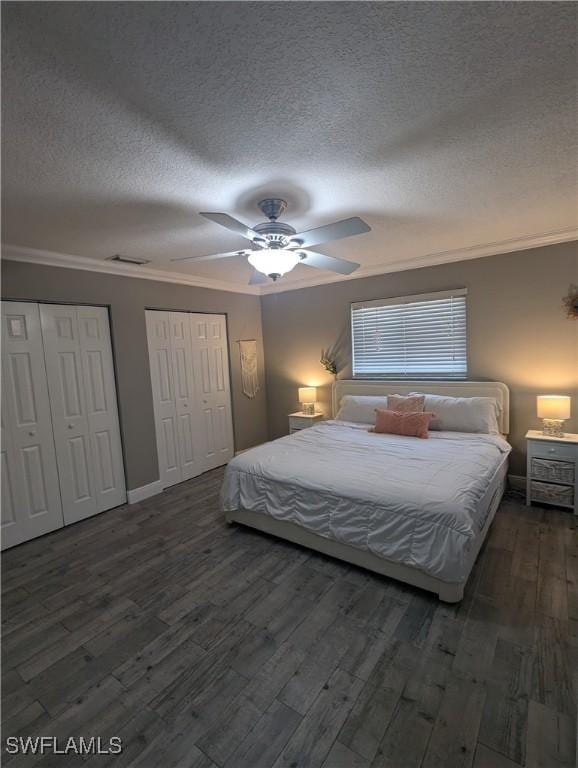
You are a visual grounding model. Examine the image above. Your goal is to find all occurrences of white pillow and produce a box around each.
[410,393,501,433]
[335,395,388,423]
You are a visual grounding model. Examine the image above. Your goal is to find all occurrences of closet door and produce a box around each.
[77,306,126,511]
[146,311,181,488]
[40,305,98,524]
[1,302,64,549]
[169,313,203,482]
[191,314,234,471]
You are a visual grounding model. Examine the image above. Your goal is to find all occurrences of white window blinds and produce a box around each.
[351,289,467,379]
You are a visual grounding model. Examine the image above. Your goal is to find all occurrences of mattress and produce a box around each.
[222,420,511,584]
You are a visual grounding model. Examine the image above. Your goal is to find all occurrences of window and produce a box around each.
[351,289,467,379]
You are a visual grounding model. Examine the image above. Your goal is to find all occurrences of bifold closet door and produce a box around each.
[146,311,180,488]
[40,304,126,524]
[146,310,234,488]
[1,302,64,549]
[146,311,204,488]
[76,306,126,512]
[169,313,203,482]
[191,314,234,471]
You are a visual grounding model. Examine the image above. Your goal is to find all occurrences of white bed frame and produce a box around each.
[227,380,510,602]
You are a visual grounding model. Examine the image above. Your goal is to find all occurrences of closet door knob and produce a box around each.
[68,424,74,430]
[28,431,35,437]
[183,403,188,407]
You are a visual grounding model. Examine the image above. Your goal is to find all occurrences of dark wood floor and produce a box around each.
[2,468,577,768]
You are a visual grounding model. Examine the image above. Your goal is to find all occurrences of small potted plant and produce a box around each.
[320,352,337,377]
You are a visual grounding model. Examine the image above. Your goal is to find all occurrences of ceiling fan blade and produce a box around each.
[298,249,360,275]
[248,270,269,285]
[171,249,251,263]
[291,217,370,248]
[200,212,263,243]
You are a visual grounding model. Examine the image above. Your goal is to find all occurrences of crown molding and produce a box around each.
[258,226,578,295]
[1,244,260,296]
[2,226,576,298]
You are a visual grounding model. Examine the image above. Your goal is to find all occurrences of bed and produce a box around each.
[222,380,511,602]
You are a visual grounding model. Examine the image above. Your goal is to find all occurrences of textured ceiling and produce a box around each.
[2,2,577,289]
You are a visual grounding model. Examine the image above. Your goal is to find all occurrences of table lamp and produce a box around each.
[537,395,571,437]
[299,387,317,416]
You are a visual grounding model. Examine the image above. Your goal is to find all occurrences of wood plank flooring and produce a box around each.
[2,468,577,768]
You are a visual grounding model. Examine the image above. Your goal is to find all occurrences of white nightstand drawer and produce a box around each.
[290,416,314,430]
[288,412,324,433]
[528,440,576,462]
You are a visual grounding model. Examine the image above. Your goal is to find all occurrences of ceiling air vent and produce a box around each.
[108,254,150,265]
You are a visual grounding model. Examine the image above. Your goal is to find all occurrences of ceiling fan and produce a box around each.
[171,198,371,284]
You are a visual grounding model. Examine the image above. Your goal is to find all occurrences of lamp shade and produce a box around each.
[537,395,571,420]
[298,387,317,404]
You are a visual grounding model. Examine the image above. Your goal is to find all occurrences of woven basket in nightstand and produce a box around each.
[530,480,574,507]
[531,458,574,484]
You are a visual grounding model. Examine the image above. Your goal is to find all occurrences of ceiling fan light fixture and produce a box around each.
[248,248,301,279]
[175,200,369,283]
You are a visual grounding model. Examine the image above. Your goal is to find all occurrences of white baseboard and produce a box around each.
[127,480,164,504]
[508,474,526,492]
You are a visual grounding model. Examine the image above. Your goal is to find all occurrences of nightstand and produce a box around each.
[526,430,578,515]
[289,412,324,434]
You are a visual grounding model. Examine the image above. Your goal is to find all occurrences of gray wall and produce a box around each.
[261,241,578,476]
[1,261,268,490]
[3,242,577,485]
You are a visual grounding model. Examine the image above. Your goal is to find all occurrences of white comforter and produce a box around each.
[222,420,511,583]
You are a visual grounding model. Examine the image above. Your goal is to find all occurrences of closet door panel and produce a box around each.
[67,437,92,500]
[169,312,202,481]
[22,445,51,512]
[194,319,212,396]
[77,306,126,511]
[1,444,18,530]
[214,405,230,452]
[191,318,214,470]
[40,304,98,524]
[1,302,64,549]
[212,347,226,393]
[94,431,115,492]
[191,314,234,471]
[145,311,181,488]
[178,413,195,468]
[202,408,215,457]
[156,348,173,404]
[209,317,234,464]
[162,416,179,472]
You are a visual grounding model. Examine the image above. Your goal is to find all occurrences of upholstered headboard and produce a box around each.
[332,380,510,435]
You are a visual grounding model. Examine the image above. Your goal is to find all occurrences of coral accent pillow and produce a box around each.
[387,394,425,413]
[371,409,435,439]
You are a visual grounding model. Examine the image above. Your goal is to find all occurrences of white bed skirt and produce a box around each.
[226,456,508,603]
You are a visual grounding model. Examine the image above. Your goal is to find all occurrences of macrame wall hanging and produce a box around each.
[238,340,260,399]
[563,285,578,319]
